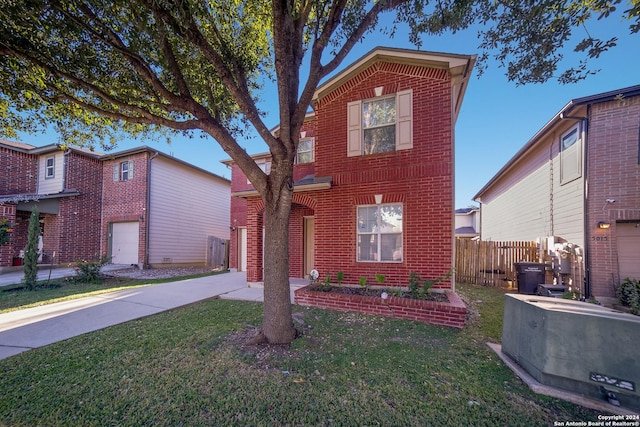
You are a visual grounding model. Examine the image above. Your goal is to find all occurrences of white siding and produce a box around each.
[148,157,230,265]
[37,153,64,194]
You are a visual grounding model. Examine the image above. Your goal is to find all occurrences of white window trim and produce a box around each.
[356,203,403,263]
[347,89,413,157]
[559,125,582,185]
[247,159,271,184]
[45,156,55,179]
[296,137,315,164]
[113,160,134,182]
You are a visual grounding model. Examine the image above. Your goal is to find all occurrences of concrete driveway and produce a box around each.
[0,271,306,360]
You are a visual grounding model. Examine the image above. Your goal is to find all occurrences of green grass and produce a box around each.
[0,283,601,426]
[0,272,218,313]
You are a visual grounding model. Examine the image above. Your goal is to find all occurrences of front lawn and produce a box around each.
[0,283,601,426]
[0,272,218,313]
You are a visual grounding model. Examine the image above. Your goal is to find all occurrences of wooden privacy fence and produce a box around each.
[207,236,230,270]
[455,239,538,287]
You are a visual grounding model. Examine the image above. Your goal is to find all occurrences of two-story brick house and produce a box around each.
[473,85,640,302]
[1,141,103,268]
[1,142,230,270]
[224,47,476,289]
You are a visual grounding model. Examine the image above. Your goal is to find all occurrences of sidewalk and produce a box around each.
[0,265,79,287]
[0,271,306,360]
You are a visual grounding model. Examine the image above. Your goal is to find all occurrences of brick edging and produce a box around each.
[294,285,467,328]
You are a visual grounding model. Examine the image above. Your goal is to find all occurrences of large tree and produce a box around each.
[1,0,637,343]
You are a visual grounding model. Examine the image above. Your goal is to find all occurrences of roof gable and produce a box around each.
[312,46,475,121]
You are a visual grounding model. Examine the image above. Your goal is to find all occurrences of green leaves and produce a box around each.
[0,0,273,149]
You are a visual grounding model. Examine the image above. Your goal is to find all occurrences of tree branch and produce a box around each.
[140,0,276,149]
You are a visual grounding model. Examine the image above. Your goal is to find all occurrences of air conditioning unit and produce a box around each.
[502,294,640,411]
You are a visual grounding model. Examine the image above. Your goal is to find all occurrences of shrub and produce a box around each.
[616,278,640,315]
[22,208,40,291]
[407,269,454,300]
[73,254,111,284]
[0,218,12,246]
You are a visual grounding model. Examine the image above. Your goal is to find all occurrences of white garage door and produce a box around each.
[112,222,140,265]
[617,222,640,281]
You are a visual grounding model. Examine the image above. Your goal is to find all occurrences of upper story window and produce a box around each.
[45,156,55,179]
[363,96,396,154]
[347,89,413,157]
[247,159,271,184]
[113,160,134,182]
[296,138,314,164]
[560,125,581,184]
[356,203,403,262]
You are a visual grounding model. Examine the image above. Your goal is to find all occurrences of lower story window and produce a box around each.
[357,203,403,262]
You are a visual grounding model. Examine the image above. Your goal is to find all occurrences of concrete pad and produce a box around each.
[218,286,264,302]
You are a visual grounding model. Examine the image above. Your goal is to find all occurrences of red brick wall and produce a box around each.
[311,63,454,287]
[229,195,247,270]
[42,213,61,262]
[587,95,640,298]
[53,152,103,263]
[294,286,466,328]
[101,152,149,265]
[1,149,35,266]
[0,147,37,194]
[229,61,455,288]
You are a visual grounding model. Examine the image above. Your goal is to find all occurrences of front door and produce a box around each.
[617,222,640,281]
[237,227,247,272]
[303,217,315,278]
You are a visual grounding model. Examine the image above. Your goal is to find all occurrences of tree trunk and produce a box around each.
[260,170,296,344]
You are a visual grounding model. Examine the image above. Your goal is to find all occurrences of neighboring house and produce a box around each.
[455,207,480,239]
[224,47,476,289]
[1,142,230,270]
[473,85,640,302]
[1,141,103,268]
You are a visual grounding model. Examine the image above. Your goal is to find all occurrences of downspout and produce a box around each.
[560,110,590,298]
[144,152,159,268]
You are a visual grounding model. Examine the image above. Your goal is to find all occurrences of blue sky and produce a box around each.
[17,11,640,208]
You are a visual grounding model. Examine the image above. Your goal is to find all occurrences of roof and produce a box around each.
[1,140,103,158]
[0,140,36,152]
[231,175,331,198]
[0,189,81,204]
[455,226,479,236]
[100,146,229,183]
[455,207,479,215]
[473,84,640,201]
[0,140,229,183]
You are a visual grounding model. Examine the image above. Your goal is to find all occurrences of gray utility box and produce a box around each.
[502,294,640,411]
